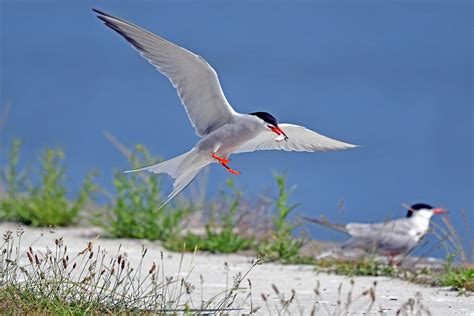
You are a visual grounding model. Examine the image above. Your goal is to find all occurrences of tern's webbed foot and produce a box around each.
[225,167,240,175]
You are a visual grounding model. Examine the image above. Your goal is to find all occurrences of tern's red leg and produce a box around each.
[211,153,240,175]
[211,153,230,164]
[387,253,399,267]
[221,163,241,175]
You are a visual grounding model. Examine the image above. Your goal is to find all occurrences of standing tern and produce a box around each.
[93,9,357,206]
[304,203,447,263]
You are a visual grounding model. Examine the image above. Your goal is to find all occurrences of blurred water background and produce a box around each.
[1,1,472,258]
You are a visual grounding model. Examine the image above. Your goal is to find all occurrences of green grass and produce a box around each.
[0,140,96,226]
[93,144,189,241]
[165,179,254,253]
[0,226,263,314]
[257,174,309,264]
[440,252,474,293]
[316,257,396,277]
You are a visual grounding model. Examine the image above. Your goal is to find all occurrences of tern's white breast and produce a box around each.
[196,114,265,156]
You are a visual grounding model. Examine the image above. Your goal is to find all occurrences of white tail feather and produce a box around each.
[125,148,212,208]
[124,150,190,178]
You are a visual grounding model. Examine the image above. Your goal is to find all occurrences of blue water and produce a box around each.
[1,1,472,258]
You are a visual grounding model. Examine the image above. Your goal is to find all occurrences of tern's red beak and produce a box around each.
[432,208,448,215]
[269,126,288,141]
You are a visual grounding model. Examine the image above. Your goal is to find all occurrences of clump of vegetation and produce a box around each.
[257,174,310,264]
[440,252,474,293]
[0,226,263,314]
[317,257,396,277]
[0,139,27,221]
[0,140,96,226]
[94,144,189,241]
[165,179,254,253]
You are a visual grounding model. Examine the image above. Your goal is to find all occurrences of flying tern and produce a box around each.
[93,9,357,206]
[304,203,447,263]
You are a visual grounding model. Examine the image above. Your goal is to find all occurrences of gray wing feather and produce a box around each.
[93,9,236,136]
[344,219,419,253]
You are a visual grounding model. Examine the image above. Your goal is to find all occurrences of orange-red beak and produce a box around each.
[269,125,288,141]
[432,208,448,215]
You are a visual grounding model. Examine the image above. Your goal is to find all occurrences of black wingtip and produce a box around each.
[92,8,146,52]
[92,8,110,17]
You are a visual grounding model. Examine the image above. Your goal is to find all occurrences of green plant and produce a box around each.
[1,143,95,226]
[165,179,254,253]
[95,144,188,241]
[318,258,396,277]
[440,252,474,293]
[257,174,308,263]
[0,139,27,221]
[0,226,262,314]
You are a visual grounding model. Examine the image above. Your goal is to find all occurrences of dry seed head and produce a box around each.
[35,254,40,265]
[3,230,12,241]
[149,262,156,274]
[272,284,280,295]
[118,255,122,264]
[121,259,125,270]
[261,293,267,302]
[111,268,115,275]
[233,272,242,287]
[16,225,24,237]
[89,252,94,259]
[87,241,93,252]
[62,258,67,269]
[72,262,77,270]
[289,290,296,304]
[101,269,106,275]
[27,252,33,263]
[29,247,33,254]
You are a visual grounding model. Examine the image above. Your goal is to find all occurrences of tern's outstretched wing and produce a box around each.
[93,9,236,136]
[235,124,357,153]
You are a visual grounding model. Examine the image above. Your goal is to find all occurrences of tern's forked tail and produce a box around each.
[124,148,211,208]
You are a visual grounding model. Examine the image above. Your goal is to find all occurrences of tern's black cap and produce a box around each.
[250,112,278,127]
[406,203,433,218]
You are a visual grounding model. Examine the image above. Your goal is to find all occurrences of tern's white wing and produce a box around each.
[94,9,236,136]
[235,124,357,153]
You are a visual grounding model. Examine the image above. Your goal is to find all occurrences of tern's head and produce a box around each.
[250,111,288,141]
[406,203,447,219]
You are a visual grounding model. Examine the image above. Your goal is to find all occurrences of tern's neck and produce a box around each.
[410,210,433,231]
